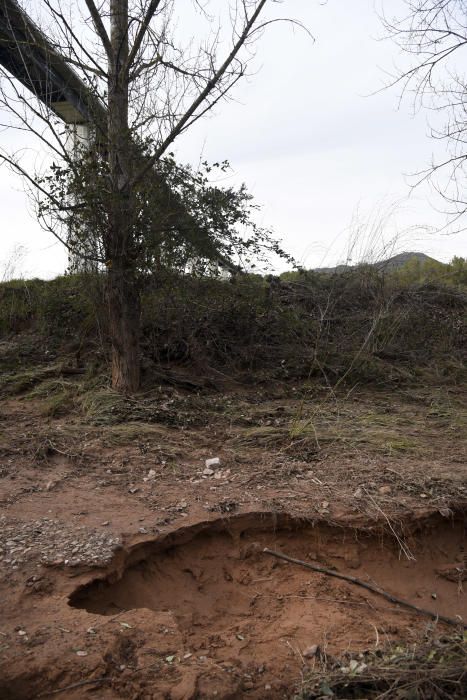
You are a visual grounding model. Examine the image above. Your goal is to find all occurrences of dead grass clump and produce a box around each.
[296,634,466,699]
[79,387,129,425]
[103,422,185,451]
[27,378,79,416]
[231,425,290,448]
[0,365,61,397]
[79,385,211,427]
[229,424,319,462]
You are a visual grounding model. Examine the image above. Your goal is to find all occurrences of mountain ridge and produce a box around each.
[314,251,441,274]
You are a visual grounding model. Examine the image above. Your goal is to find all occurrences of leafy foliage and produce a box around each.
[393,256,467,288]
[38,149,294,276]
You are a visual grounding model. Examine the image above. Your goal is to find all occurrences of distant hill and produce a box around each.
[315,252,442,274]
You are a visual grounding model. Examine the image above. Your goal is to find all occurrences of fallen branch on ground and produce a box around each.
[263,548,466,629]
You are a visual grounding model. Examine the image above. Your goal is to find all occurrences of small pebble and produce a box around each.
[303,644,319,658]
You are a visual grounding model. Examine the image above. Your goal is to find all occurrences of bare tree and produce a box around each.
[381,1,467,225]
[0,0,305,392]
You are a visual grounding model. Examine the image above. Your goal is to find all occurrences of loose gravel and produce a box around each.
[0,515,121,574]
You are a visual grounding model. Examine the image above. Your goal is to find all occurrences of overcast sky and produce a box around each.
[1,0,466,279]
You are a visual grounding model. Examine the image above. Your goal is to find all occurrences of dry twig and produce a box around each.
[263,548,466,629]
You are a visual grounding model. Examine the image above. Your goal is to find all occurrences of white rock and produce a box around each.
[205,457,221,468]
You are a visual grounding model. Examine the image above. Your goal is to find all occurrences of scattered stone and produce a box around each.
[143,469,156,482]
[214,469,231,480]
[202,468,214,477]
[353,487,363,498]
[128,486,140,494]
[0,517,121,572]
[378,485,392,495]
[303,644,319,658]
[205,457,221,469]
[76,650,88,656]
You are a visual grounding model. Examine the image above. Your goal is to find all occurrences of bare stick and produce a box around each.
[263,548,466,629]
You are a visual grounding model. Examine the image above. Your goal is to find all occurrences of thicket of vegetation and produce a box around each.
[0,260,465,393]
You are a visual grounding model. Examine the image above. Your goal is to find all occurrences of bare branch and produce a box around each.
[127,0,164,70]
[83,0,112,58]
[132,0,268,183]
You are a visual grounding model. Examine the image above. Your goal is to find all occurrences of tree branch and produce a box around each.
[132,0,268,185]
[127,0,164,71]
[83,0,112,58]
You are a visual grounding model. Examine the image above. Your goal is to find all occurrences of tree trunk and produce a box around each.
[107,0,140,392]
[107,261,140,392]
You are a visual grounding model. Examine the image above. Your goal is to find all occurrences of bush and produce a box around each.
[0,269,465,389]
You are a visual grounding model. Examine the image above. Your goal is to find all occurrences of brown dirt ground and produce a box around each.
[0,382,466,699]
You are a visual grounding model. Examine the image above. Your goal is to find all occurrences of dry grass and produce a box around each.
[102,422,190,459]
[295,633,467,699]
[0,365,63,397]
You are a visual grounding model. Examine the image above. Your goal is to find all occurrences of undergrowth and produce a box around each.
[0,269,465,393]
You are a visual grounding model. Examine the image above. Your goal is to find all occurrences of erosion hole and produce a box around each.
[69,511,466,655]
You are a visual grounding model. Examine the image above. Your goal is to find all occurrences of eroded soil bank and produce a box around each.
[1,508,465,699]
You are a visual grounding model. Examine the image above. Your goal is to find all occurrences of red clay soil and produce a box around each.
[0,389,466,699]
[1,509,466,700]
